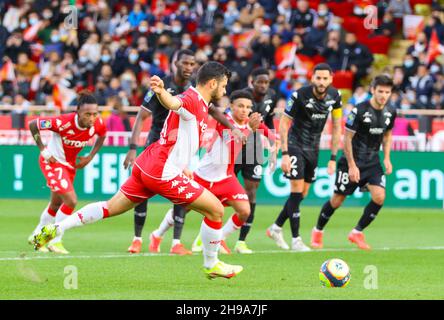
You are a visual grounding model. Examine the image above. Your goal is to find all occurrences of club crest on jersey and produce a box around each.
[346,111,356,126]
[285,99,294,111]
[363,117,372,123]
[67,130,75,135]
[144,90,155,103]
[40,120,52,129]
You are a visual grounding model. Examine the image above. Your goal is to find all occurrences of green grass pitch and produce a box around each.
[0,199,443,300]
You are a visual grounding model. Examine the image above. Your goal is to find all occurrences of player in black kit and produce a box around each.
[230,67,279,254]
[125,50,245,254]
[311,75,396,250]
[267,63,343,251]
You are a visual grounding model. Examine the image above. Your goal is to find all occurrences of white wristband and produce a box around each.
[41,148,52,160]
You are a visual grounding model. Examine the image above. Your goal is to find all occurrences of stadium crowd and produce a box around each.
[0,0,443,131]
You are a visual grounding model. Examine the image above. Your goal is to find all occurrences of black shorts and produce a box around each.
[234,133,265,182]
[284,145,319,183]
[334,157,386,195]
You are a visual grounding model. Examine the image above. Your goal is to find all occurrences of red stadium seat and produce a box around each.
[332,71,354,89]
[327,2,354,18]
[409,0,432,6]
[195,33,212,48]
[360,35,392,54]
[341,16,371,40]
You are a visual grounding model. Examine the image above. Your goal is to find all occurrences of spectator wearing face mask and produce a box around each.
[401,53,419,82]
[374,11,396,37]
[94,47,114,80]
[44,29,64,56]
[407,32,428,59]
[224,1,240,28]
[200,0,223,32]
[314,3,335,30]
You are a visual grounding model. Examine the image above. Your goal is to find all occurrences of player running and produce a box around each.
[28,91,106,254]
[267,63,342,251]
[223,67,279,254]
[33,62,244,279]
[125,50,245,255]
[311,75,396,250]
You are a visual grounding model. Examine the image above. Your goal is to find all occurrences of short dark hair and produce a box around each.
[196,61,231,85]
[313,63,333,74]
[176,49,195,61]
[371,74,394,89]
[77,90,97,110]
[251,67,269,80]
[229,89,254,103]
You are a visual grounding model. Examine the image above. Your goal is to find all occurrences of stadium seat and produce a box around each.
[414,4,432,15]
[360,35,392,55]
[332,71,354,90]
[326,1,354,18]
[341,16,371,40]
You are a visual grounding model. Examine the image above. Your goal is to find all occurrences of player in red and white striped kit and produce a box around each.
[33,62,244,279]
[28,91,106,254]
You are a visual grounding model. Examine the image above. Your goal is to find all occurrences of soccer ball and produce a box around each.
[319,259,351,288]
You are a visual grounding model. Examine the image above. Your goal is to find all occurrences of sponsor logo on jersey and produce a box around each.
[89,126,95,136]
[363,117,372,123]
[67,130,75,135]
[306,103,314,109]
[385,118,391,126]
[363,112,372,118]
[56,119,62,127]
[311,113,327,119]
[265,105,271,113]
[40,120,52,129]
[369,127,384,134]
[384,112,392,117]
[185,192,195,199]
[59,122,71,131]
[326,100,336,106]
[62,136,88,147]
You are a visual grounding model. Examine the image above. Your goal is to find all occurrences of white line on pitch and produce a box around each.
[1,246,444,261]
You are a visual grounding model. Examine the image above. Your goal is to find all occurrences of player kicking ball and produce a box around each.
[28,91,106,254]
[311,75,396,250]
[33,62,243,279]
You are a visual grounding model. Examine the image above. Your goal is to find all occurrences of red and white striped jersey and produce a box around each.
[135,86,210,181]
[195,115,252,182]
[37,113,107,169]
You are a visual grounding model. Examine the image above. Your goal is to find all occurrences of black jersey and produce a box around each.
[141,75,192,143]
[285,85,342,151]
[345,101,397,167]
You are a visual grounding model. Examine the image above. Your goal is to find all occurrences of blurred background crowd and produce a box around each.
[0,0,443,138]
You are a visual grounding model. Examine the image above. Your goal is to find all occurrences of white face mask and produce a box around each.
[139,26,148,33]
[172,26,182,33]
[182,39,192,46]
[232,26,242,34]
[29,17,38,26]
